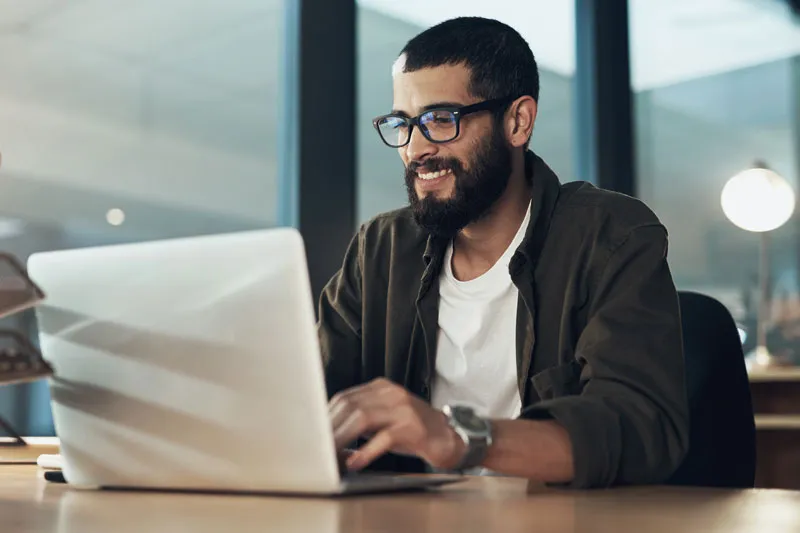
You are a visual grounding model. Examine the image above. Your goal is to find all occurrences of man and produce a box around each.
[319,17,688,488]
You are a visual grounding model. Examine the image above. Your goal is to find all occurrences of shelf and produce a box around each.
[754,415,800,430]
[748,367,800,382]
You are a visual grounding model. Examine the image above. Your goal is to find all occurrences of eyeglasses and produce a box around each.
[372,96,515,148]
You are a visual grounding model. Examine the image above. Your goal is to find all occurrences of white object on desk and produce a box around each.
[37,453,63,470]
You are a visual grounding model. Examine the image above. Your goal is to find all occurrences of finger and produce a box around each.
[331,380,396,409]
[338,448,355,460]
[330,383,401,429]
[333,408,364,449]
[330,378,399,408]
[347,429,396,471]
[329,386,376,429]
[328,385,380,422]
[328,386,363,414]
[333,406,395,450]
[337,449,355,474]
[329,396,357,429]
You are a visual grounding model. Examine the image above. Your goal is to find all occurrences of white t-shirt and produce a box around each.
[430,203,531,420]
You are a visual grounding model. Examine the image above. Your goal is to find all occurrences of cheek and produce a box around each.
[446,146,475,172]
[448,131,487,168]
[398,146,409,166]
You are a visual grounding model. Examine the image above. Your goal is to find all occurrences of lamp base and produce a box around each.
[745,345,793,372]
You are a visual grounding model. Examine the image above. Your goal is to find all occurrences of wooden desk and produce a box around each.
[2,466,800,532]
[0,438,60,465]
[749,367,800,489]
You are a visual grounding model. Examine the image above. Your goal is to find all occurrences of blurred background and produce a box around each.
[0,0,798,456]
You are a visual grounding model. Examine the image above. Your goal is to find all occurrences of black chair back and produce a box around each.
[667,291,756,487]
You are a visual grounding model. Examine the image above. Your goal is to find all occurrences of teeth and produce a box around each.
[418,168,452,181]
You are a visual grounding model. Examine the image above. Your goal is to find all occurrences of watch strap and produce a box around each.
[445,406,492,471]
[452,430,490,471]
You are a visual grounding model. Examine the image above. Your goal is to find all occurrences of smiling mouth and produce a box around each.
[417,168,453,181]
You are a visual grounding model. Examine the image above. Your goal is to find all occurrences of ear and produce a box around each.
[505,96,537,148]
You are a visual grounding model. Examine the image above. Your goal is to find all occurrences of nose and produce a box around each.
[404,125,437,164]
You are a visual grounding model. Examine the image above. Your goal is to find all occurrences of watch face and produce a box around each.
[454,407,488,433]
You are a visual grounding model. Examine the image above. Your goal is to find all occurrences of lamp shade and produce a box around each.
[721,166,795,233]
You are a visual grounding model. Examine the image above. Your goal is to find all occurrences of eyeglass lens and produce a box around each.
[377,110,458,146]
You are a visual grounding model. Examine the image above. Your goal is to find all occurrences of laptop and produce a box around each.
[27,228,461,495]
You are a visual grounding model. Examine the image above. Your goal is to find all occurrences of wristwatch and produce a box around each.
[442,405,493,471]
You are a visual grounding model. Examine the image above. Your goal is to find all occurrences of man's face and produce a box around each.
[392,63,512,237]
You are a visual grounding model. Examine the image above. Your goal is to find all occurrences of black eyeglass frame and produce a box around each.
[372,95,517,148]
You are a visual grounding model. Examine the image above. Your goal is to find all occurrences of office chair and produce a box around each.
[666,291,756,488]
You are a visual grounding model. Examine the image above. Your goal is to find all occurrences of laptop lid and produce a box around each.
[28,228,341,494]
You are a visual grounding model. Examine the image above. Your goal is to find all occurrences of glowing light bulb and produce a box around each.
[721,166,795,233]
[106,208,126,226]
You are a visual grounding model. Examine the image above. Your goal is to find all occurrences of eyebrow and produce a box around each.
[390,101,465,117]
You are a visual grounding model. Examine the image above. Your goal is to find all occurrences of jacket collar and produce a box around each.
[421,150,562,274]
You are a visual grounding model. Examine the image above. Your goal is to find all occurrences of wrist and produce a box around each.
[441,412,468,469]
[440,405,492,471]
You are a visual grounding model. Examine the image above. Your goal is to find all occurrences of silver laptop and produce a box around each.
[27,228,461,495]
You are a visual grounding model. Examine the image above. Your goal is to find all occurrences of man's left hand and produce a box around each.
[329,378,466,471]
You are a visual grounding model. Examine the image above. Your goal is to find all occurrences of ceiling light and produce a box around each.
[105,208,125,226]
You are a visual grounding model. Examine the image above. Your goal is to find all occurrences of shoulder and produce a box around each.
[553,181,667,252]
[557,181,663,229]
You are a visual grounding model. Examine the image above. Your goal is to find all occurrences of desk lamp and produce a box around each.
[721,161,795,370]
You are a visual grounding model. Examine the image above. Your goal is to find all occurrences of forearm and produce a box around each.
[481,419,574,483]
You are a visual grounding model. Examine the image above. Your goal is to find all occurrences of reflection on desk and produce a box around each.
[2,466,800,533]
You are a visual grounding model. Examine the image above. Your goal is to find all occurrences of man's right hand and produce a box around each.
[337,449,355,475]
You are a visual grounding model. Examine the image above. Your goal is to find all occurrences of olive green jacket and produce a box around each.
[318,151,689,488]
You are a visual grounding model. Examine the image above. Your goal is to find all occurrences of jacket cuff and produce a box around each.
[520,397,621,488]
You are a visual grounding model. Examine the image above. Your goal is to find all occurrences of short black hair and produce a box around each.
[399,17,539,104]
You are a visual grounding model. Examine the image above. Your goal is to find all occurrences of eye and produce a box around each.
[421,110,456,126]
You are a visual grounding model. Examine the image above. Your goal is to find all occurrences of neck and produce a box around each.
[450,152,532,281]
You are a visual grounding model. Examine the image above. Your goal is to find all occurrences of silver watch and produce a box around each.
[442,405,493,471]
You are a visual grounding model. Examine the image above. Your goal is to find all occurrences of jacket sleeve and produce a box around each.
[317,227,364,399]
[520,224,690,488]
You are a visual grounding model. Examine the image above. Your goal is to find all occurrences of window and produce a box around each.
[630,1,800,356]
[0,1,284,435]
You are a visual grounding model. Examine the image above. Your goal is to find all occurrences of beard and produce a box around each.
[404,123,513,239]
